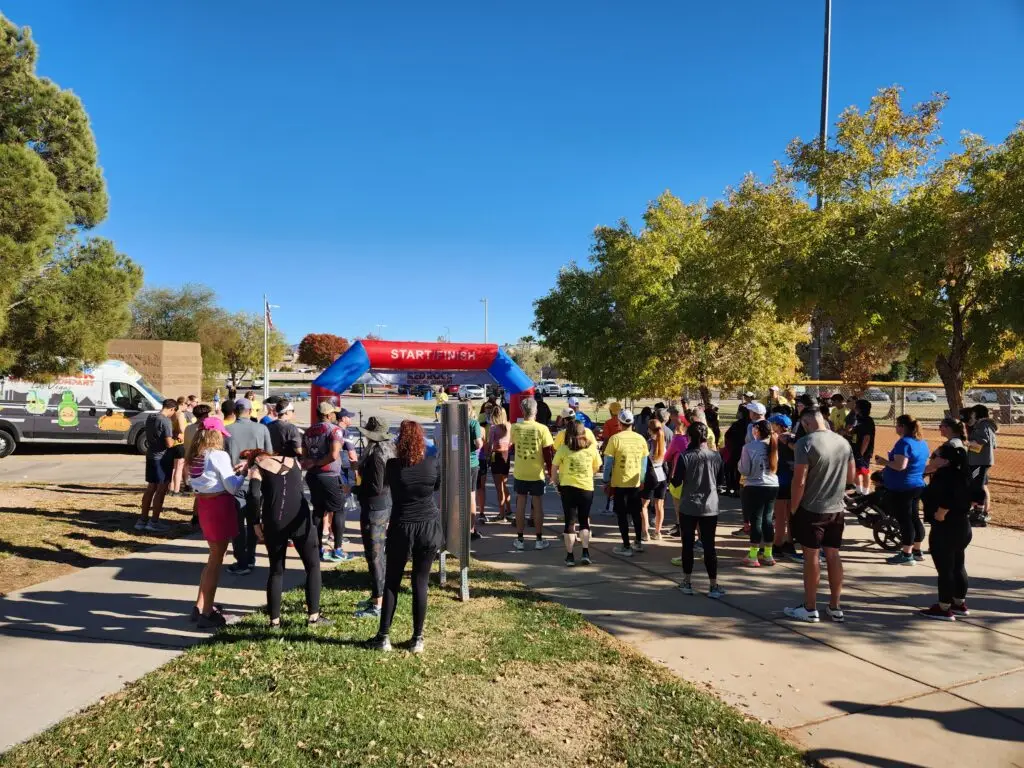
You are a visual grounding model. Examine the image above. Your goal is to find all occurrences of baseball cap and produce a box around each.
[617,408,635,425]
[567,396,580,408]
[768,413,792,429]
[745,401,767,417]
[769,385,780,392]
[338,407,356,420]
[560,407,574,419]
[743,391,755,398]
[201,416,231,437]
[235,397,252,412]
[317,401,339,416]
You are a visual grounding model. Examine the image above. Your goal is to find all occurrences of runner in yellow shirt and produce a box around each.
[552,421,602,567]
[510,398,554,551]
[602,409,650,557]
[553,407,597,450]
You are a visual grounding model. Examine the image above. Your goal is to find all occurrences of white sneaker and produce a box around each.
[707,585,727,600]
[612,544,634,557]
[534,539,551,551]
[784,605,820,623]
[134,519,147,531]
[825,605,845,623]
[513,539,526,551]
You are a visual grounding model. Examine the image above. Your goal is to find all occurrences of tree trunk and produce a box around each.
[935,354,964,418]
[698,384,713,410]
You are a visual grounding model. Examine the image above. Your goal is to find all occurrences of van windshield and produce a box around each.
[135,376,165,405]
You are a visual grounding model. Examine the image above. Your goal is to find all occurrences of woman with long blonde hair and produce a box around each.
[641,418,669,539]
[487,404,512,521]
[187,417,246,628]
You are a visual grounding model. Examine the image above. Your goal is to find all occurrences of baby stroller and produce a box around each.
[844,470,901,551]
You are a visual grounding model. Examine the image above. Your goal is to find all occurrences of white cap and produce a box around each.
[559,407,574,419]
[617,408,635,425]
[743,391,755,398]
[567,396,580,407]
[769,385,780,391]
[745,401,767,416]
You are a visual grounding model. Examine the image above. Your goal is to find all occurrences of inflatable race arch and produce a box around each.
[311,340,535,423]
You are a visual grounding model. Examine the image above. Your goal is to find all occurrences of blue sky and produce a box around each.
[5,1,1023,345]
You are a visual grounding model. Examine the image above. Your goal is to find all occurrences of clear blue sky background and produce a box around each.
[5,1,1023,346]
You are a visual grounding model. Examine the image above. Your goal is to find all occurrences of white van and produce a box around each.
[0,360,167,457]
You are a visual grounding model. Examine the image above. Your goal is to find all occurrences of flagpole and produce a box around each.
[263,294,269,401]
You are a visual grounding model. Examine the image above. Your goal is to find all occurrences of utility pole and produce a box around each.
[809,0,832,382]
[444,326,451,343]
[480,298,488,343]
[375,323,387,338]
[262,296,278,401]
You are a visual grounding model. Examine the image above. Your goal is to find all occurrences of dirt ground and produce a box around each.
[0,484,195,595]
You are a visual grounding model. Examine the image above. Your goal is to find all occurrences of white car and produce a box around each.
[459,384,486,400]
[864,387,891,402]
[906,391,938,402]
[968,390,999,404]
[562,383,585,397]
[537,379,561,397]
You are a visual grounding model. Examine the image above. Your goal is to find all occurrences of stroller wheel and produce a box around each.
[872,517,901,551]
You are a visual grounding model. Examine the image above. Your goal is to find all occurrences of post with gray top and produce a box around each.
[438,401,471,600]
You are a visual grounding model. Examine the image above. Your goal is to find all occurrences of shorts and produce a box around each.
[169,444,185,460]
[855,456,871,475]
[307,471,345,515]
[145,452,175,484]
[490,454,510,476]
[971,466,990,501]
[469,466,480,492]
[514,479,546,497]
[197,493,239,543]
[776,479,792,501]
[791,507,845,550]
[642,480,668,500]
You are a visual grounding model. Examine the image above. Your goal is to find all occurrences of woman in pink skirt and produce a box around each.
[186,418,246,628]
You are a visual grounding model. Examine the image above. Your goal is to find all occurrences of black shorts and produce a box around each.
[642,480,668,500]
[307,471,345,515]
[514,479,546,497]
[791,507,844,550]
[491,454,510,476]
[169,443,185,460]
[776,482,792,501]
[145,452,175,484]
[971,465,990,489]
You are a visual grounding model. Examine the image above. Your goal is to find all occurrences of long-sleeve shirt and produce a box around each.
[671,448,723,517]
[664,434,690,479]
[738,439,779,487]
[190,449,245,495]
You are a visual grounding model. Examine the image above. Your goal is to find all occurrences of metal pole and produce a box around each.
[263,294,269,401]
[809,0,832,383]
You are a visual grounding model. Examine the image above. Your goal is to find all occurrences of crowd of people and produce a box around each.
[134,383,1000,637]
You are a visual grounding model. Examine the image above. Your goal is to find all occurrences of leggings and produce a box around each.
[264,516,321,621]
[743,485,779,545]
[680,515,718,580]
[613,486,643,546]
[379,520,440,639]
[724,455,742,495]
[886,487,925,547]
[360,503,390,599]
[929,514,972,604]
[560,486,594,532]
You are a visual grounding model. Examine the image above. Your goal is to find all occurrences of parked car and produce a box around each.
[296,391,310,401]
[864,388,891,402]
[562,383,585,397]
[446,384,461,397]
[967,389,999,404]
[459,384,486,400]
[536,379,561,397]
[906,391,938,402]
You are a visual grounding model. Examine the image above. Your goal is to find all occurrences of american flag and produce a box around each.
[265,298,274,330]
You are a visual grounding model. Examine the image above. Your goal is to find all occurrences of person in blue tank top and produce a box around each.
[875,414,930,566]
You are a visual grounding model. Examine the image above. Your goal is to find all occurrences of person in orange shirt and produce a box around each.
[603,402,623,447]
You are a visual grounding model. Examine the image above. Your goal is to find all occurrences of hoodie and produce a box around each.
[968,418,998,467]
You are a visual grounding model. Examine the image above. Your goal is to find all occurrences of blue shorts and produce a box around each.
[145,452,174,485]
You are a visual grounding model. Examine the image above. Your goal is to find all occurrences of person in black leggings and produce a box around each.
[246,452,329,627]
[552,421,601,567]
[671,423,725,598]
[920,417,973,621]
[368,420,442,654]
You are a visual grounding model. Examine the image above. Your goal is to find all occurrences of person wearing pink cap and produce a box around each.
[186,416,247,629]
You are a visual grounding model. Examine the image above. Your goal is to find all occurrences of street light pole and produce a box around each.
[480,298,488,343]
[375,323,388,338]
[444,326,450,343]
[810,0,832,383]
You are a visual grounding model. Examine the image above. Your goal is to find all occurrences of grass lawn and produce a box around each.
[0,483,195,595]
[0,561,806,768]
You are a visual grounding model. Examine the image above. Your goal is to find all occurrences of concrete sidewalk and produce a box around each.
[0,534,306,752]
[471,492,1024,767]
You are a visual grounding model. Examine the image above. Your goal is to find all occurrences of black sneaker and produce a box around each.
[308,615,334,627]
[366,634,392,652]
[227,563,254,576]
[580,552,592,565]
[912,550,925,562]
[471,531,483,541]
[190,604,222,623]
[197,611,227,629]
[565,553,576,568]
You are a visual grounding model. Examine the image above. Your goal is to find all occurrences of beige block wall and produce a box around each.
[106,340,203,402]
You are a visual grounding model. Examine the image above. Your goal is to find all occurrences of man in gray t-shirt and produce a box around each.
[784,407,855,625]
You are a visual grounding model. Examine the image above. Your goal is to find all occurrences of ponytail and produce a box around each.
[896,414,922,439]
[753,420,777,473]
[649,418,666,462]
[940,417,968,442]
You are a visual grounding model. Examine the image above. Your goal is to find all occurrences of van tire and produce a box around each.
[0,428,16,458]
[134,430,148,455]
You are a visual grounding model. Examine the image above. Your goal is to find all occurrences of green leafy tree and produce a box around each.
[297,333,349,369]
[0,15,138,376]
[504,337,557,381]
[216,312,287,385]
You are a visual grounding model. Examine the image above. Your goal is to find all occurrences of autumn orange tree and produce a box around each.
[297,333,350,369]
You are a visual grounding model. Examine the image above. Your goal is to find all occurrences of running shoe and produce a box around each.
[784,605,820,623]
[565,553,576,568]
[513,538,526,551]
[226,563,254,576]
[477,514,488,526]
[354,605,381,619]
[321,549,341,563]
[145,520,171,533]
[133,519,148,531]
[642,530,651,542]
[950,600,970,617]
[670,556,683,567]
[707,585,727,600]
[693,540,704,553]
[887,552,915,566]
[355,597,373,610]
[366,635,392,651]
[307,615,334,627]
[612,544,634,557]
[825,605,845,623]
[580,553,592,565]
[667,525,681,537]
[534,539,551,551]
[633,541,645,554]
[333,549,356,562]
[197,611,227,629]
[731,524,751,538]
[410,636,425,654]
[651,531,662,541]
[471,531,483,541]
[741,557,761,567]
[912,550,925,562]
[920,604,955,622]
[678,582,695,595]
[189,605,222,623]
[758,555,777,567]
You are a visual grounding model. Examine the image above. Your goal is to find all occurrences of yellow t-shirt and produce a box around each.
[829,407,847,433]
[553,444,601,491]
[603,429,649,488]
[510,420,553,481]
[250,399,263,419]
[553,426,597,450]
[436,391,449,405]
